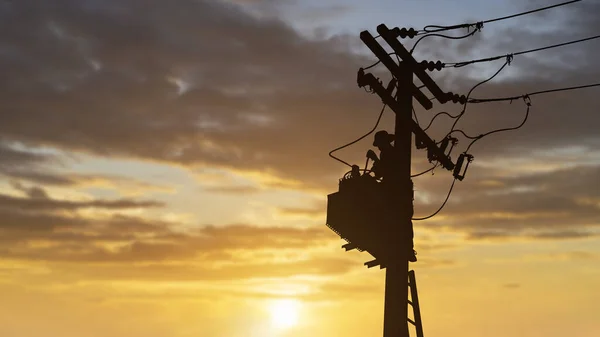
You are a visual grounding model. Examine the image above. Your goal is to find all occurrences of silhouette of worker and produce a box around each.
[367,130,395,180]
[367,130,417,262]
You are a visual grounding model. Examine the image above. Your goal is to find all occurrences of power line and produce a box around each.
[328,104,387,167]
[420,0,583,34]
[464,99,531,153]
[469,82,600,104]
[409,29,478,54]
[412,178,456,220]
[444,60,510,139]
[411,164,437,178]
[446,34,600,68]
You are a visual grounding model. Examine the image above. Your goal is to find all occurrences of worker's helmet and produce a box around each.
[373,130,395,147]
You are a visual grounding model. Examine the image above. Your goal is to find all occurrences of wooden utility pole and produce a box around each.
[382,63,413,337]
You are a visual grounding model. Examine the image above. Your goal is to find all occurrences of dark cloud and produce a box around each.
[0,0,597,192]
[0,192,163,212]
[0,195,336,263]
[0,0,377,191]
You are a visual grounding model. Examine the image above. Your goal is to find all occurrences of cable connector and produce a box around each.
[391,27,418,39]
[506,54,514,65]
[523,94,532,106]
[453,153,474,181]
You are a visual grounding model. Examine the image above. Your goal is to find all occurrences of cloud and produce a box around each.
[0,194,337,263]
[0,200,354,280]
[0,0,597,195]
[202,185,262,194]
[276,204,326,218]
[0,142,59,170]
[0,0,378,191]
[0,192,164,212]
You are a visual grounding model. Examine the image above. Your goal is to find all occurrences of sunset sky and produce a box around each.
[1,1,599,336]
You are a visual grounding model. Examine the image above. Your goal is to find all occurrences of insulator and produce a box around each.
[408,28,417,38]
[453,153,474,181]
[420,60,444,71]
[445,92,468,104]
[394,27,417,38]
[357,68,366,88]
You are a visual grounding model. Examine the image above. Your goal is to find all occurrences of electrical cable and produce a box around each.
[445,59,510,139]
[411,164,437,178]
[419,0,582,34]
[416,60,509,134]
[464,98,531,154]
[409,29,478,54]
[469,82,600,103]
[328,104,387,167]
[442,82,599,146]
[423,111,460,132]
[446,34,600,68]
[362,51,400,71]
[413,178,457,220]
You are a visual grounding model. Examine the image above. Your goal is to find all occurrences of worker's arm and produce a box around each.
[366,149,379,162]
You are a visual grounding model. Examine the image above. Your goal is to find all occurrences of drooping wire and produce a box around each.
[463,97,531,154]
[444,59,511,140]
[413,178,457,220]
[442,82,600,142]
[446,34,600,68]
[409,29,479,54]
[328,104,387,167]
[423,111,460,132]
[411,164,437,178]
[419,0,582,34]
[362,51,401,71]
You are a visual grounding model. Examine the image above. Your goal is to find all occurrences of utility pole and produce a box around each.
[325,23,465,337]
[382,62,413,337]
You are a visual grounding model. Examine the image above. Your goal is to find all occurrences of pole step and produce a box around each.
[407,270,424,337]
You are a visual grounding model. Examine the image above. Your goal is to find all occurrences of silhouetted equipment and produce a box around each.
[445,92,468,104]
[326,22,480,337]
[419,60,444,71]
[356,70,455,171]
[391,27,418,39]
[375,24,447,104]
[359,32,432,110]
[453,153,474,181]
[326,174,394,259]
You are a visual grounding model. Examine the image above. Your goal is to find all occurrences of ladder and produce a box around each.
[407,270,424,337]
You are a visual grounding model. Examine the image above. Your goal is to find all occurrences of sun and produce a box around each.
[269,299,300,329]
